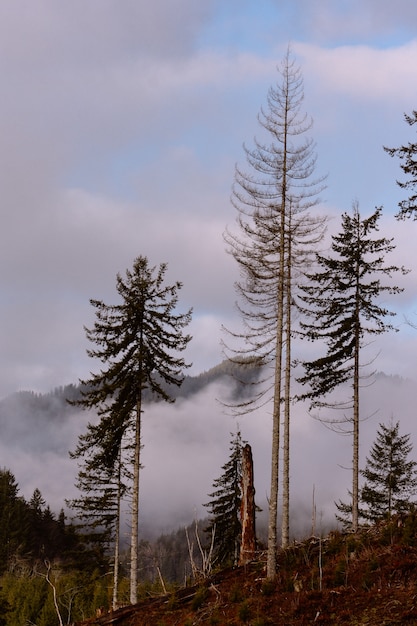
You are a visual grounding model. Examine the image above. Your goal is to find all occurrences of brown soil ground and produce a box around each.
[77,517,417,625]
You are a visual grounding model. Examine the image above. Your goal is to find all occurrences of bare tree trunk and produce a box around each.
[130,398,142,604]
[267,401,280,578]
[267,206,285,579]
[282,218,292,549]
[240,444,256,565]
[352,328,360,532]
[352,240,360,533]
[113,449,122,610]
[311,484,316,537]
[44,560,64,626]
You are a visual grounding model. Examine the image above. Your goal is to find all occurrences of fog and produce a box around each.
[1,370,417,541]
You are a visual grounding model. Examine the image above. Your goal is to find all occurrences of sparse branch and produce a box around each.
[185,521,216,582]
[223,48,326,571]
[37,559,64,626]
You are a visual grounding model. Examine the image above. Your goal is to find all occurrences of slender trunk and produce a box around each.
[281,214,292,548]
[266,220,285,578]
[130,397,142,604]
[352,336,359,532]
[267,354,282,579]
[267,75,290,577]
[311,484,316,536]
[352,237,360,532]
[113,450,122,610]
[267,201,286,579]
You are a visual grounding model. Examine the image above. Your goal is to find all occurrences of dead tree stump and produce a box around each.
[239,443,256,565]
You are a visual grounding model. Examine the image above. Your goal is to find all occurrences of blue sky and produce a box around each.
[0,0,416,398]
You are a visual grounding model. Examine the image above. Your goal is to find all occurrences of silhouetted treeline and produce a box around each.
[0,468,107,575]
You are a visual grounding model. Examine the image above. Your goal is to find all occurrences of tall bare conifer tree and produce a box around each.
[224,50,325,576]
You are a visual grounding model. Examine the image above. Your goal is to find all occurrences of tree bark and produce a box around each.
[352,219,360,533]
[113,449,122,610]
[282,210,292,549]
[130,398,142,605]
[239,444,256,565]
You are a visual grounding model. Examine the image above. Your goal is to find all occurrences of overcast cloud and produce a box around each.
[1,1,417,535]
[0,1,416,395]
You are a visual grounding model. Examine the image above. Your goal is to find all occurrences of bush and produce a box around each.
[229,582,244,603]
[191,586,208,611]
[238,599,252,623]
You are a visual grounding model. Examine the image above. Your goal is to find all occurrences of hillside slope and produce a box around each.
[77,513,417,625]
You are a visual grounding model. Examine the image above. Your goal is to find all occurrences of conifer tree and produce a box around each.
[0,469,29,572]
[204,431,245,567]
[298,204,408,531]
[72,255,192,604]
[224,49,325,574]
[361,420,417,522]
[68,442,129,609]
[384,110,417,219]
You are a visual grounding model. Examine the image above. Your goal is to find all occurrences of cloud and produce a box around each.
[4,372,417,540]
[0,2,415,407]
[296,40,417,104]
[0,0,215,69]
[283,0,417,44]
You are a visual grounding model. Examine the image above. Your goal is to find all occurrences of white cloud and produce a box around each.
[296,40,417,104]
[0,2,414,409]
[283,0,417,43]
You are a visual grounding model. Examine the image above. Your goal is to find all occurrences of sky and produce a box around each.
[2,1,417,534]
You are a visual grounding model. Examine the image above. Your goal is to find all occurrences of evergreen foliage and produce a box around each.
[73,255,192,469]
[298,204,408,530]
[71,255,192,604]
[0,468,104,576]
[0,468,112,625]
[204,431,245,567]
[336,421,417,527]
[384,110,417,219]
[361,420,417,522]
[298,205,405,403]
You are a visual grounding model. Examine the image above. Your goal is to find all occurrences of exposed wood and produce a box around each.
[239,443,256,565]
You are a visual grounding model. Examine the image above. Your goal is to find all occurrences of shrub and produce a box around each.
[229,583,244,603]
[191,586,208,611]
[238,599,252,623]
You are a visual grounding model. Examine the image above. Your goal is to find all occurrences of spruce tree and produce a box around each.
[71,255,192,604]
[204,431,245,567]
[298,204,408,531]
[224,49,325,576]
[384,110,417,219]
[361,420,417,522]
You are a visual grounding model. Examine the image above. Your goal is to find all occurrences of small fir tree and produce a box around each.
[336,420,417,527]
[204,431,245,567]
[361,420,417,522]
